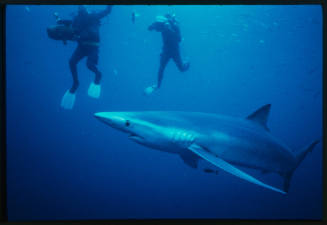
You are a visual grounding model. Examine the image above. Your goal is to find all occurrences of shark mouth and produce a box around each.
[128,134,144,142]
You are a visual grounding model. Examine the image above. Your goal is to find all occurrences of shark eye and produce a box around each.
[125,120,130,127]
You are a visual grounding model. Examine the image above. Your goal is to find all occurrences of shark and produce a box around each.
[94,104,319,194]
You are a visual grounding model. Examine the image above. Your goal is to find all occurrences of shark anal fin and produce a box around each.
[188,143,286,194]
[180,151,199,169]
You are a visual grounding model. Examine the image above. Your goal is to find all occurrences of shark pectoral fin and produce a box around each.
[188,144,286,194]
[180,151,199,169]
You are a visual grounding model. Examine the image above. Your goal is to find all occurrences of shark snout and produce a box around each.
[94,112,129,130]
[94,112,110,123]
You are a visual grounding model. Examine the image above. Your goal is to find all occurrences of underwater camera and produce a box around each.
[46,24,75,44]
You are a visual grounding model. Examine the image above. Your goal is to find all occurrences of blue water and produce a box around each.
[6,5,322,221]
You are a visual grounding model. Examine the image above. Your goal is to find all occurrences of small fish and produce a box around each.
[25,6,30,12]
[131,11,140,24]
[132,11,135,24]
[259,39,265,44]
[113,69,118,76]
[203,168,219,175]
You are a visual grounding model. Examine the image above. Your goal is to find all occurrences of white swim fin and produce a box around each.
[144,85,158,95]
[61,90,76,110]
[88,82,101,99]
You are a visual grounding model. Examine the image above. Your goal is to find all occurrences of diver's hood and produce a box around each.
[47,24,75,41]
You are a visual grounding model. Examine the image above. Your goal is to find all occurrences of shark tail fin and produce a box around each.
[294,140,319,167]
[283,140,320,193]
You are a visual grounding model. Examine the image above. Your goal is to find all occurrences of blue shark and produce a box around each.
[94,104,318,194]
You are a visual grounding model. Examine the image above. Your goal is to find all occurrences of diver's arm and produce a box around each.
[94,5,113,19]
[57,19,73,26]
[148,22,164,32]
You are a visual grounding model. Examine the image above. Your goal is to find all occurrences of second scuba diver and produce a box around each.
[145,13,190,95]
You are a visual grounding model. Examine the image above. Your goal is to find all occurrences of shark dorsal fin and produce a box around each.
[246,104,271,131]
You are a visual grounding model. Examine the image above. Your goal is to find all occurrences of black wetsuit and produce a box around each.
[148,18,189,88]
[59,6,112,94]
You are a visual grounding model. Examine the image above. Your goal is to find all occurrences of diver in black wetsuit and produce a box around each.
[144,13,190,95]
[58,5,113,110]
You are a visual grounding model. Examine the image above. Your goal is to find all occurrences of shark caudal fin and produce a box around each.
[283,140,320,193]
[295,140,320,167]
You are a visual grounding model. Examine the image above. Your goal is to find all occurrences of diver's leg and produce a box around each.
[61,46,86,110]
[144,51,170,95]
[86,46,101,98]
[157,51,170,88]
[69,45,86,93]
[86,46,101,84]
[172,49,189,72]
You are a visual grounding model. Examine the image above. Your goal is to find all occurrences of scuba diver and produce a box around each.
[144,13,190,95]
[54,5,113,110]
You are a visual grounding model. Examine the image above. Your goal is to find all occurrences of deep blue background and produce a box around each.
[6,5,322,220]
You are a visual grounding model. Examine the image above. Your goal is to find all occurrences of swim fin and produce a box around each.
[61,90,76,110]
[144,85,158,95]
[88,82,101,99]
